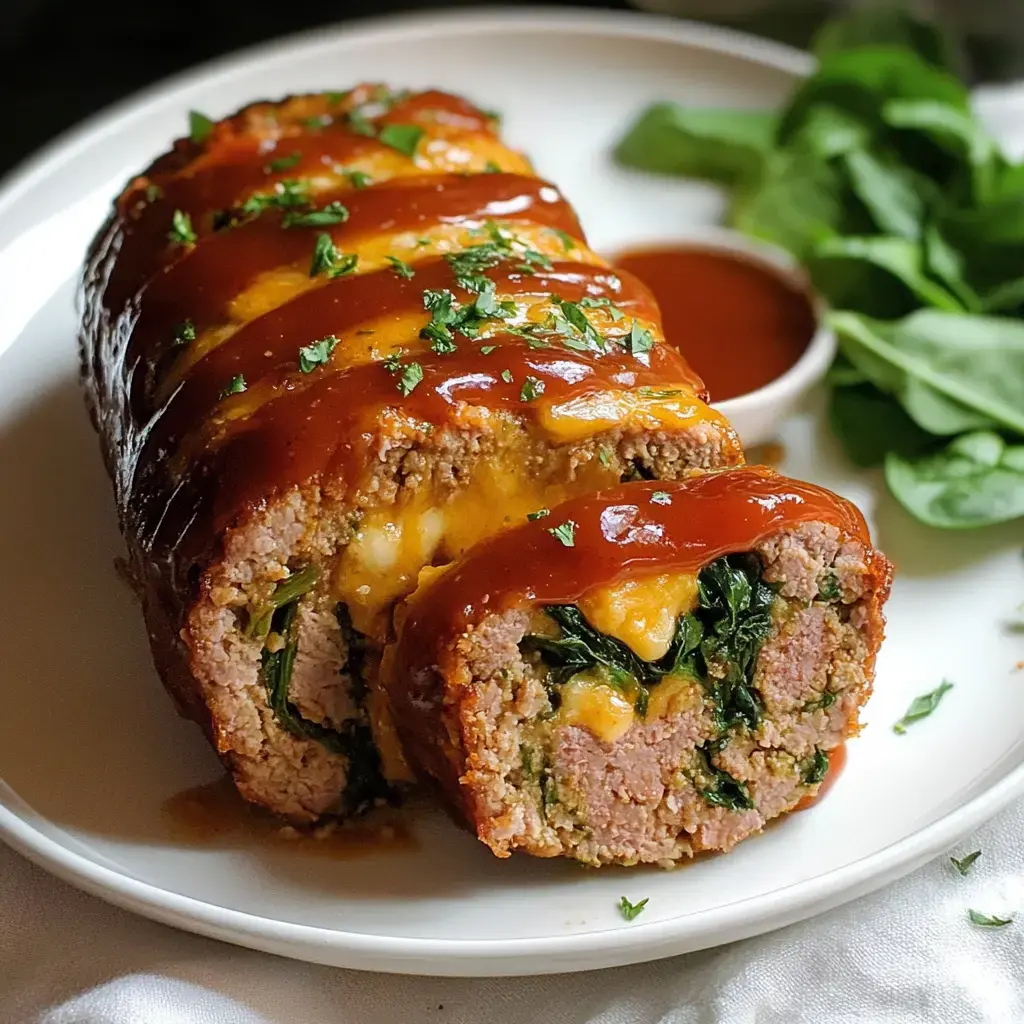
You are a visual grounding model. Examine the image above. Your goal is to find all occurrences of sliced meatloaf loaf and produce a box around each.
[384,466,893,865]
[78,85,743,822]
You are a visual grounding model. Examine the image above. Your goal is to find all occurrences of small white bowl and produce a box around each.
[617,226,836,448]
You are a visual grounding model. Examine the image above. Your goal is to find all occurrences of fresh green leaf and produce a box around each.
[189,110,215,144]
[547,521,576,547]
[520,376,544,402]
[829,310,1024,436]
[378,123,424,157]
[828,384,934,467]
[626,321,655,355]
[619,896,649,922]
[396,362,423,396]
[173,319,196,347]
[246,565,320,637]
[386,255,416,280]
[167,209,196,246]
[950,850,981,876]
[527,509,550,521]
[651,491,671,505]
[813,237,963,311]
[500,368,513,384]
[843,149,925,239]
[789,105,869,159]
[968,910,1013,928]
[265,151,302,173]
[218,373,247,400]
[298,335,339,373]
[886,432,1024,529]
[892,679,954,733]
[615,102,775,185]
[282,201,349,228]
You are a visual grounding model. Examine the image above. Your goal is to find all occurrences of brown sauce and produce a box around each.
[162,776,416,857]
[613,246,817,402]
[794,745,848,812]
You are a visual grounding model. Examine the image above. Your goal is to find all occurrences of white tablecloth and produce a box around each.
[4,798,1024,1024]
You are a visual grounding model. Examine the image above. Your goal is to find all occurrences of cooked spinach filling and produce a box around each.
[521,553,777,814]
[522,553,775,732]
[256,581,389,814]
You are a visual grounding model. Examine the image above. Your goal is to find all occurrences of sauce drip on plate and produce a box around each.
[614,245,817,401]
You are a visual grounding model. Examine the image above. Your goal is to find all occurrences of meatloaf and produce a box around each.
[384,466,893,865]
[78,85,743,822]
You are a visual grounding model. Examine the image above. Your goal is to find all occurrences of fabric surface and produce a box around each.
[3,798,1024,1024]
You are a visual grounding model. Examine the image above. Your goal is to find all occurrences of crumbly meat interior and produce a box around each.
[448,523,886,865]
[184,421,733,821]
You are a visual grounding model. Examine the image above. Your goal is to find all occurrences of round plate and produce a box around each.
[1,7,1022,978]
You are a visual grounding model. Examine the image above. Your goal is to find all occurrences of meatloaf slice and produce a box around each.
[383,468,893,865]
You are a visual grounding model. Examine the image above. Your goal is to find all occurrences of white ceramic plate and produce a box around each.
[1,7,1023,978]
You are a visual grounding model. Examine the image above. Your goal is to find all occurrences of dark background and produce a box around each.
[2,0,1018,175]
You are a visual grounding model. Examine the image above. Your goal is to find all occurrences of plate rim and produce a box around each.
[2,4,1021,976]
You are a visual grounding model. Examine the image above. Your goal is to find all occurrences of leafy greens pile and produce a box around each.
[615,11,1024,530]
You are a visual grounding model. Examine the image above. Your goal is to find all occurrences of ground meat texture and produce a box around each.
[383,472,892,865]
[78,85,743,821]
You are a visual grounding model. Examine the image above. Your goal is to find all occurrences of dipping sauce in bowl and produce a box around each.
[614,244,818,402]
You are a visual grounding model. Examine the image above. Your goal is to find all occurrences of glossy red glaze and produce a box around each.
[615,246,817,402]
[396,467,869,669]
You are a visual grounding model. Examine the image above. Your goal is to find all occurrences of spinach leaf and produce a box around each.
[731,149,843,260]
[892,679,954,733]
[614,103,774,186]
[246,565,320,637]
[694,742,754,811]
[843,149,926,239]
[801,748,830,785]
[886,432,1024,528]
[828,384,935,467]
[789,105,869,160]
[813,236,964,311]
[830,310,1024,436]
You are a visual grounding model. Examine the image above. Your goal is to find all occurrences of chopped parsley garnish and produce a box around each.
[265,151,301,173]
[303,113,331,131]
[307,234,357,278]
[551,297,604,351]
[484,160,502,173]
[527,509,550,521]
[547,520,576,547]
[968,910,1013,928]
[950,850,981,876]
[598,447,612,467]
[500,369,513,383]
[347,109,377,137]
[378,123,424,157]
[145,184,163,203]
[240,179,310,216]
[579,296,625,321]
[520,375,544,402]
[172,319,196,347]
[298,335,339,373]
[651,491,671,505]
[324,91,346,105]
[282,201,349,229]
[382,352,404,373]
[626,321,655,355]
[619,897,648,922]
[219,374,247,399]
[167,209,196,246]
[893,680,954,734]
[188,110,214,144]
[386,255,416,279]
[553,229,576,251]
[637,387,682,399]
[480,345,498,355]
[340,168,372,188]
[397,361,423,396]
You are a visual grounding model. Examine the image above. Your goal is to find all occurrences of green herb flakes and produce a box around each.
[651,491,671,505]
[801,748,830,785]
[500,369,513,383]
[627,321,655,355]
[547,520,577,547]
[298,335,339,373]
[968,910,1013,928]
[188,110,214,144]
[520,375,544,402]
[397,362,423,396]
[379,123,424,157]
[265,151,301,173]
[619,897,649,922]
[893,680,954,734]
[219,374,247,400]
[167,210,196,246]
[282,201,350,229]
[480,344,498,355]
[145,184,163,203]
[527,509,550,521]
[307,233,357,279]
[950,850,981,876]
[173,319,196,347]
[386,255,416,280]
[484,160,501,173]
[598,447,612,467]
